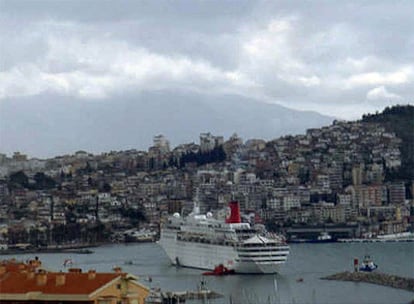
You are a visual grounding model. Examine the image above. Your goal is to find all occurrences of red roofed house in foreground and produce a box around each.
[0,259,149,304]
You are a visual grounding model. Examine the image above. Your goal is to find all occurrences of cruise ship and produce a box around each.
[158,201,289,274]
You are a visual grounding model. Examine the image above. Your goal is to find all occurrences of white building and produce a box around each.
[200,133,223,152]
[283,195,301,211]
[153,134,170,153]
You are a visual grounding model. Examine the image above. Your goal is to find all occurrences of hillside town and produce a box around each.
[0,107,413,249]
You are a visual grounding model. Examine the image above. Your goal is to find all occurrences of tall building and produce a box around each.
[367,163,384,184]
[352,163,364,186]
[12,152,28,162]
[355,185,383,208]
[388,182,406,204]
[328,162,343,191]
[153,134,170,154]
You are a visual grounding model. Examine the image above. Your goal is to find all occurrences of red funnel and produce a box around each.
[225,201,241,223]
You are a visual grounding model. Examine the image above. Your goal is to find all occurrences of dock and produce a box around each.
[162,290,222,301]
[321,271,414,292]
[145,287,223,303]
[337,238,414,243]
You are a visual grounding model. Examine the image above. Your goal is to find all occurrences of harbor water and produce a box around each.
[2,242,413,304]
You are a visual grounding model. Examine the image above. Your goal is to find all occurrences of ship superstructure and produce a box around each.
[159,201,289,274]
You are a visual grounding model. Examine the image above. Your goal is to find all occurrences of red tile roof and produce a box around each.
[1,258,41,272]
[0,271,121,295]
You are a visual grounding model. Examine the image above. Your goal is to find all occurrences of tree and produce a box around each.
[33,172,56,190]
[102,182,111,193]
[119,207,147,225]
[298,167,310,184]
[362,105,414,181]
[8,171,29,189]
[179,146,226,168]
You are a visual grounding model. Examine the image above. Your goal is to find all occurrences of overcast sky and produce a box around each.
[0,0,413,156]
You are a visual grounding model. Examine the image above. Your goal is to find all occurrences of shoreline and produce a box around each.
[0,243,101,255]
[0,240,158,256]
[338,238,414,243]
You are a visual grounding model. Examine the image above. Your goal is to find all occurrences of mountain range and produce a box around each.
[0,90,334,158]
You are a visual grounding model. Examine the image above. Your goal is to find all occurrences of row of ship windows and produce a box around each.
[235,258,287,262]
[237,253,288,258]
[161,235,175,239]
[174,237,290,251]
[176,237,236,244]
[237,247,289,252]
[240,243,286,247]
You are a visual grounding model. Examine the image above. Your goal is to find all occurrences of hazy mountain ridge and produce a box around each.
[0,91,334,158]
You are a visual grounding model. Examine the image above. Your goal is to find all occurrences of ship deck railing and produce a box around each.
[176,233,288,249]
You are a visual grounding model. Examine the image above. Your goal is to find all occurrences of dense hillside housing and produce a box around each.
[0,106,413,245]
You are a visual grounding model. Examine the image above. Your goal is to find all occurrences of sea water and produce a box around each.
[2,242,413,304]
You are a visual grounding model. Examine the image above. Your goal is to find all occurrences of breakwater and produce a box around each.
[322,271,414,292]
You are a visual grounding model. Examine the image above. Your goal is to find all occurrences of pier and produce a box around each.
[146,289,223,304]
[145,278,223,304]
[337,237,414,243]
[321,271,414,292]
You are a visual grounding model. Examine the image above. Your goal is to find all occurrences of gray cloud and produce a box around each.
[0,0,413,156]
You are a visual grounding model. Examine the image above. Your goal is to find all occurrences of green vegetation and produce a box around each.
[8,171,56,190]
[119,207,147,225]
[8,170,29,189]
[362,104,414,181]
[178,146,226,168]
[33,172,56,190]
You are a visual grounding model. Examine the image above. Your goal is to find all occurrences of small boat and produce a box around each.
[359,255,378,272]
[203,264,235,276]
[309,232,336,243]
[316,232,333,242]
[63,258,73,267]
[289,232,336,243]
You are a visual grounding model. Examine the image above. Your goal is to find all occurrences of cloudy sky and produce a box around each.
[0,0,413,157]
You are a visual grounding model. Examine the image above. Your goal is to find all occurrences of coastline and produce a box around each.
[0,243,100,255]
[338,238,414,243]
[2,235,413,256]
[0,240,159,256]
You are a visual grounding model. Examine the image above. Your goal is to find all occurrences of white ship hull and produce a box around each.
[159,230,288,274]
[159,201,289,274]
